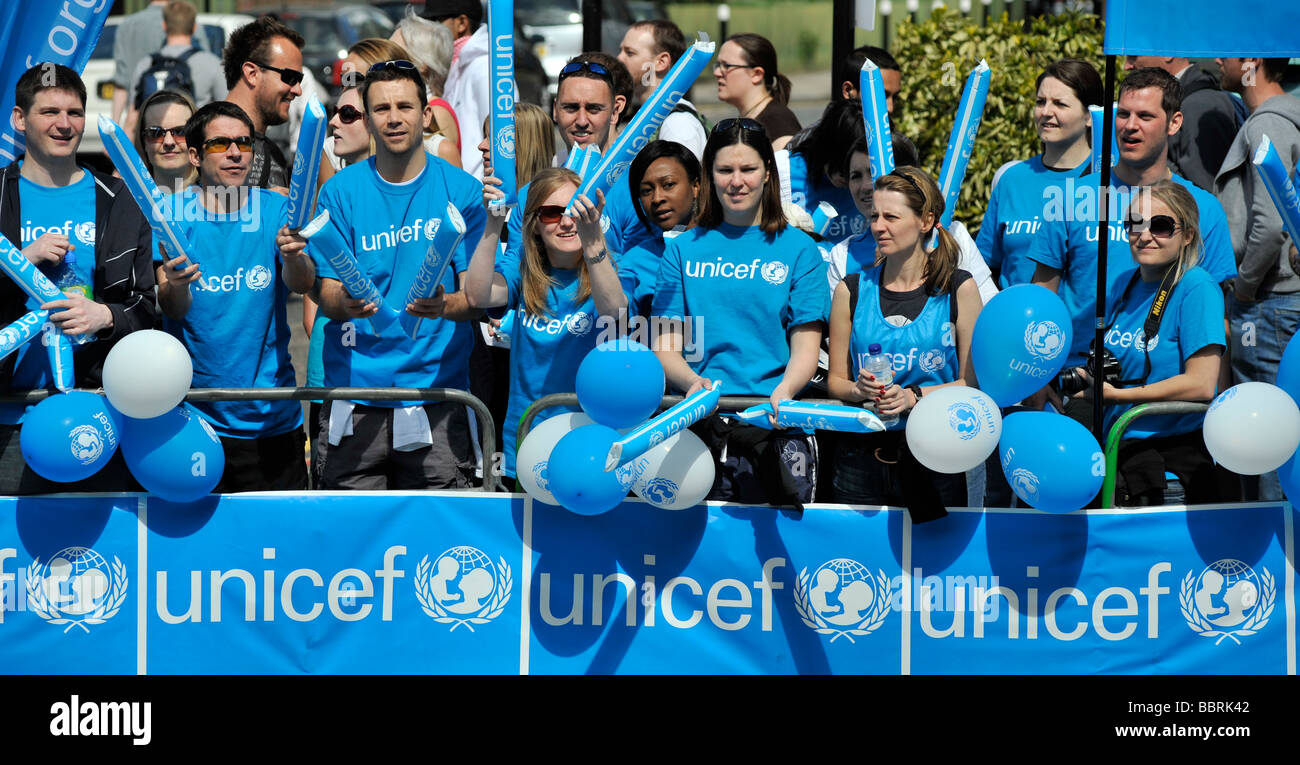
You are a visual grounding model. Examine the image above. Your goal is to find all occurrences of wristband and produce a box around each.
[906,384,923,404]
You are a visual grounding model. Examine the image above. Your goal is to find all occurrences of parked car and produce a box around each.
[79,13,255,166]
[516,0,636,106]
[370,0,548,107]
[277,5,396,101]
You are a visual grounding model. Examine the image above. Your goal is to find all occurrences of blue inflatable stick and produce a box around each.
[487,0,517,209]
[604,381,721,470]
[567,37,716,215]
[1252,134,1300,254]
[400,203,468,338]
[1089,105,1119,174]
[300,210,404,333]
[286,96,328,229]
[98,115,198,268]
[810,202,837,237]
[0,310,47,362]
[774,400,885,434]
[859,59,895,182]
[937,60,990,227]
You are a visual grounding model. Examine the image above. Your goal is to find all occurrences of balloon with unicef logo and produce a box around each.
[905,385,1001,473]
[998,411,1104,512]
[121,405,224,502]
[1203,382,1300,475]
[101,330,193,419]
[515,411,595,505]
[19,392,120,482]
[971,285,1073,407]
[627,429,714,510]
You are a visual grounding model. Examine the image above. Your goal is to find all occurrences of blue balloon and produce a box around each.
[121,405,224,502]
[547,424,631,515]
[998,411,1104,512]
[20,392,120,482]
[576,340,665,429]
[1276,331,1300,407]
[972,284,1073,407]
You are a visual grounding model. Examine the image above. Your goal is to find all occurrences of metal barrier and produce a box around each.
[0,387,502,493]
[517,393,845,443]
[1100,401,1209,508]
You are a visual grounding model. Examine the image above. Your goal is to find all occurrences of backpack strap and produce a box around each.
[845,272,861,371]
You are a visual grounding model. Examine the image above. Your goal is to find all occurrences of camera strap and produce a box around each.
[1105,265,1177,387]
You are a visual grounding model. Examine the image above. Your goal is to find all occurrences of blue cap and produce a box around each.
[868,343,882,354]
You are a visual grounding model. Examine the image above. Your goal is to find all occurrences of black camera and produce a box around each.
[1057,341,1122,396]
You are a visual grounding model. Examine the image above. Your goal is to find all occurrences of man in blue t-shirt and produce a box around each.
[0,64,157,494]
[1029,68,1238,366]
[281,62,486,490]
[155,101,315,491]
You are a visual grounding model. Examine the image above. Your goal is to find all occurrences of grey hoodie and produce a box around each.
[1214,93,1300,297]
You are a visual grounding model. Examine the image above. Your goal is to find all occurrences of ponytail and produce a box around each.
[926,226,960,295]
[770,73,792,106]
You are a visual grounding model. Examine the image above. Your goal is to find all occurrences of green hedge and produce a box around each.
[890,8,1104,236]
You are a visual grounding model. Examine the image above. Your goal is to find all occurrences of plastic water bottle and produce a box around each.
[50,251,92,301]
[863,343,898,427]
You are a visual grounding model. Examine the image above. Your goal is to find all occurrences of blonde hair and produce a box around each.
[1130,179,1202,286]
[872,166,961,294]
[521,168,590,318]
[514,103,555,187]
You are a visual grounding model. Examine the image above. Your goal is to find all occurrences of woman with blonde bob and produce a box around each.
[826,166,983,517]
[1072,179,1238,506]
[465,168,631,485]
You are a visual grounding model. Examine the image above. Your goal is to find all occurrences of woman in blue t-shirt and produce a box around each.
[826,167,983,516]
[465,167,631,482]
[620,140,701,319]
[978,59,1101,288]
[1067,180,1238,506]
[652,118,829,507]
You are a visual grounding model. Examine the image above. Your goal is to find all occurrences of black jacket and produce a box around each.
[1169,65,1242,192]
[0,160,157,387]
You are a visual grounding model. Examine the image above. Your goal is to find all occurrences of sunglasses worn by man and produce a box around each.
[251,60,304,88]
[202,135,254,154]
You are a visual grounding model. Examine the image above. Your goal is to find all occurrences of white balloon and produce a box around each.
[627,430,715,510]
[101,330,193,419]
[905,385,1002,473]
[1203,382,1300,475]
[515,412,594,505]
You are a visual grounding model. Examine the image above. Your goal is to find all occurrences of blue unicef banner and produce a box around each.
[0,494,1295,674]
[0,495,140,674]
[143,492,524,674]
[1104,0,1300,57]
[0,0,114,163]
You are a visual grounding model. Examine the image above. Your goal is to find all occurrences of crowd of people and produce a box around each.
[2,1,1298,515]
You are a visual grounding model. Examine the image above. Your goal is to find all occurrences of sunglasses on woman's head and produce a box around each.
[536,205,567,224]
[711,117,764,135]
[334,105,364,124]
[201,135,254,154]
[144,125,186,143]
[368,59,417,74]
[1126,213,1182,239]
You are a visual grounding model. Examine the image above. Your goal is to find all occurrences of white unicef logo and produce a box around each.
[497,125,515,159]
[414,546,513,633]
[68,425,103,466]
[648,430,665,448]
[565,311,593,336]
[1024,320,1066,361]
[25,546,127,634]
[245,265,273,291]
[641,477,678,505]
[760,261,789,285]
[1009,468,1040,504]
[74,221,95,246]
[292,151,305,176]
[605,160,630,186]
[948,403,980,441]
[794,558,891,643]
[1133,329,1159,352]
[1180,559,1274,645]
[0,327,20,348]
[424,218,440,241]
[918,349,946,373]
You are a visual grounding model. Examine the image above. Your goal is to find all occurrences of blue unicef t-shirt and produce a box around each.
[0,170,98,425]
[837,232,878,282]
[161,188,302,439]
[1101,266,1225,440]
[311,154,486,403]
[1026,171,1236,363]
[977,155,1090,289]
[784,151,866,242]
[652,223,830,396]
[618,235,666,319]
[499,265,636,478]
